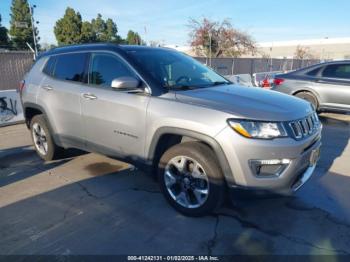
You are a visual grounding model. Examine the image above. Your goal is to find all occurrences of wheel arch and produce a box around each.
[23,102,60,145]
[292,88,321,104]
[148,127,235,186]
[23,103,44,129]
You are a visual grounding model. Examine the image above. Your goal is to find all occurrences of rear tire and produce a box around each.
[30,115,63,161]
[158,142,225,216]
[295,92,318,111]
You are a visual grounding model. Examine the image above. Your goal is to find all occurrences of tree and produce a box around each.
[91,14,106,42]
[126,30,142,45]
[188,18,256,58]
[91,14,120,42]
[54,10,123,45]
[54,7,82,45]
[9,0,39,50]
[105,18,119,42]
[294,45,315,59]
[81,21,95,43]
[0,15,10,48]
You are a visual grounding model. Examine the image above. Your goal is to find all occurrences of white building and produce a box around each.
[258,37,350,60]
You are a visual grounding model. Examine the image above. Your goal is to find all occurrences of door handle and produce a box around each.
[83,93,97,100]
[315,79,329,84]
[42,85,53,91]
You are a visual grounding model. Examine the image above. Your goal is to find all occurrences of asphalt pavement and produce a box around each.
[0,113,349,255]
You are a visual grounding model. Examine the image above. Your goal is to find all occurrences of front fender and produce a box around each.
[147,126,235,186]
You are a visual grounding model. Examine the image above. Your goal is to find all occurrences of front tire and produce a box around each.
[30,115,63,161]
[158,142,225,216]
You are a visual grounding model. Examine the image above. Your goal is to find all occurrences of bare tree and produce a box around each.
[188,18,256,58]
[294,45,315,59]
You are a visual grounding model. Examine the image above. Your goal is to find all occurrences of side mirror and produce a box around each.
[111,76,141,90]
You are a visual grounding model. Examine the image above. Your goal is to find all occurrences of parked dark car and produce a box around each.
[271,61,350,113]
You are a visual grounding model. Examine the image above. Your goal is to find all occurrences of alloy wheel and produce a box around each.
[32,122,48,156]
[164,155,209,209]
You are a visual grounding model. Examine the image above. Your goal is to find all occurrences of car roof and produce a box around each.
[303,60,350,70]
[284,59,350,76]
[317,60,350,65]
[38,43,173,59]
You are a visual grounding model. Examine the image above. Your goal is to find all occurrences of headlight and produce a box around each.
[228,120,288,139]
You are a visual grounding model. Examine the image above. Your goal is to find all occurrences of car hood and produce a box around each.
[175,85,313,121]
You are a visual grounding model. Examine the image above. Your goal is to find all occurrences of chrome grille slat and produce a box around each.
[301,119,309,135]
[288,113,320,140]
[306,117,313,134]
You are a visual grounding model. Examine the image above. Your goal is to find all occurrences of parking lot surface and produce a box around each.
[0,113,349,255]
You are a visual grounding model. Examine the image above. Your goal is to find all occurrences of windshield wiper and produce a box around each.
[169,85,199,90]
[169,81,230,90]
[211,81,231,86]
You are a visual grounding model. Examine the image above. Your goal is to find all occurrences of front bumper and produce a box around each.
[291,164,316,192]
[215,125,322,194]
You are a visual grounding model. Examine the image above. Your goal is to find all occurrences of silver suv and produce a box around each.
[21,44,322,216]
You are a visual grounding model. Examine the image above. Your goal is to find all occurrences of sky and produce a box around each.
[0,0,350,46]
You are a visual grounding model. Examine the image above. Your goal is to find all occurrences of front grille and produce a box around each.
[288,113,320,140]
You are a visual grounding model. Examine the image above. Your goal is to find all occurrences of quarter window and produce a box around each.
[322,64,350,79]
[89,53,136,86]
[43,56,56,76]
[306,67,321,77]
[53,53,87,82]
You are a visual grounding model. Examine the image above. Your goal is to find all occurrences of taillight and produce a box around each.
[262,78,271,89]
[273,78,285,86]
[18,80,25,94]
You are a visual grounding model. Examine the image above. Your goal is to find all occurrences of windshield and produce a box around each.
[127,49,230,89]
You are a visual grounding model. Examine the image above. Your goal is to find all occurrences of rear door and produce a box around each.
[80,51,150,159]
[37,52,88,148]
[316,63,350,109]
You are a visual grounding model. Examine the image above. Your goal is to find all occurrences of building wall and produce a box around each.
[258,38,350,60]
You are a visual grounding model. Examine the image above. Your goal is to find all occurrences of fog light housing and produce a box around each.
[249,159,290,177]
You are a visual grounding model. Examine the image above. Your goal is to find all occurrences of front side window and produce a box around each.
[127,49,229,89]
[52,53,87,82]
[322,64,350,79]
[89,53,136,87]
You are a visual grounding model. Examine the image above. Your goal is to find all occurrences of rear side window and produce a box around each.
[322,64,350,79]
[42,56,56,76]
[53,53,87,82]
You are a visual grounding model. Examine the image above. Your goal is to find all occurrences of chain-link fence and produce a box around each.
[0,52,34,91]
[0,52,320,91]
[194,57,320,76]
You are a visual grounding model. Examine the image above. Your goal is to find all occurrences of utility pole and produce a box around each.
[144,26,148,46]
[29,3,38,58]
[269,44,273,72]
[209,31,212,67]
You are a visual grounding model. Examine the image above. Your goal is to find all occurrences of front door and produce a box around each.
[317,63,350,109]
[81,52,150,160]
